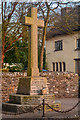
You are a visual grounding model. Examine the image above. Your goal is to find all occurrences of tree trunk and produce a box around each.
[2,54,5,68]
[2,44,5,68]
[40,8,50,71]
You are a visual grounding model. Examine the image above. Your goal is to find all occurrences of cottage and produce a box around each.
[46,6,80,74]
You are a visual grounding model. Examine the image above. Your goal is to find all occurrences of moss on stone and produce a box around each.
[17,77,31,95]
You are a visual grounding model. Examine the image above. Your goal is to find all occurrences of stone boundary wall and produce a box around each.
[2,72,79,102]
[40,72,79,98]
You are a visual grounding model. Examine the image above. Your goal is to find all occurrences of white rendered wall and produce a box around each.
[46,33,79,73]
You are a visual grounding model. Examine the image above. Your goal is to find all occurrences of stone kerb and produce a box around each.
[2,72,79,102]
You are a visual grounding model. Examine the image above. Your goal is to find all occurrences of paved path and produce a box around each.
[2,98,80,119]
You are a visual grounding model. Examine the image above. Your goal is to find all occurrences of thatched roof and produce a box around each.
[46,27,80,40]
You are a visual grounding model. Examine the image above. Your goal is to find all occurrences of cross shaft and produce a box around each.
[25,7,44,76]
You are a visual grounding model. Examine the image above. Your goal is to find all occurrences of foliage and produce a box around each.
[2,2,30,66]
[7,63,23,72]
[2,2,80,71]
[4,40,28,70]
[79,75,80,81]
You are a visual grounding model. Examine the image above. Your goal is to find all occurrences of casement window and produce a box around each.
[63,62,66,72]
[59,62,62,72]
[56,62,58,71]
[52,62,66,72]
[77,39,80,49]
[55,40,63,51]
[53,62,55,71]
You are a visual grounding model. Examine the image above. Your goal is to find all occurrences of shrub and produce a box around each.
[7,63,23,72]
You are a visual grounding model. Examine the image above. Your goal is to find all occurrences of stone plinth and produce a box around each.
[17,77,48,95]
[2,94,55,114]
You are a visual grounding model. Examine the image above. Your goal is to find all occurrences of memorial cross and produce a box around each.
[24,7,44,76]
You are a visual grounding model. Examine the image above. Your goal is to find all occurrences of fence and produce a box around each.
[37,99,80,117]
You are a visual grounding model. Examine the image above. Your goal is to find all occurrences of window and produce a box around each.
[77,39,80,49]
[56,62,58,71]
[63,62,66,72]
[55,40,63,51]
[52,62,66,72]
[59,62,62,72]
[53,62,55,71]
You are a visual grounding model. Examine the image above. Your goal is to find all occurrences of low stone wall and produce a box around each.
[2,72,79,102]
[40,72,79,98]
[2,72,27,102]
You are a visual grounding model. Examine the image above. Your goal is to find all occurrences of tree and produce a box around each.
[2,2,80,71]
[47,3,80,39]
[38,1,80,71]
[36,2,59,71]
[2,2,32,67]
[2,2,18,66]
[4,40,28,65]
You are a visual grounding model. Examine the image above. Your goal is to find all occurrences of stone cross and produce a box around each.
[24,7,44,76]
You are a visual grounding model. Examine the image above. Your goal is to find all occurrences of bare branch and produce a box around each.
[4,34,22,53]
[2,2,3,22]
[8,2,18,22]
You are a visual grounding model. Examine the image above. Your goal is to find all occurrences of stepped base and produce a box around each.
[2,94,55,114]
[2,103,35,114]
[9,94,55,105]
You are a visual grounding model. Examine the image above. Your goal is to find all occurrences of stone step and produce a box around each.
[2,102,36,114]
[3,94,55,114]
[9,94,55,105]
[9,94,40,105]
[2,100,60,114]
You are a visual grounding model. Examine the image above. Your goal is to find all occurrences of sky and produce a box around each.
[1,0,80,2]
[0,0,1,24]
[0,0,80,23]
